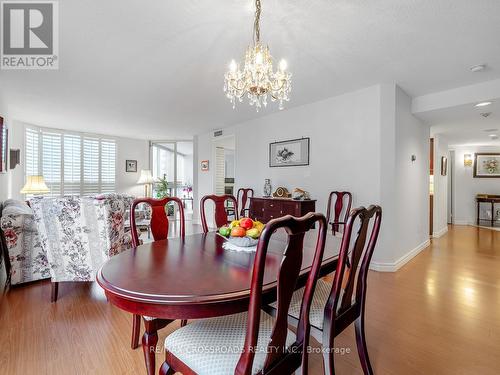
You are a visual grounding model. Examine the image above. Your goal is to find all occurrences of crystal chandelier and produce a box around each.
[224,0,291,111]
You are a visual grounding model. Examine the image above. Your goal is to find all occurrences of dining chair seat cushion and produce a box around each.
[270,278,333,330]
[164,311,296,375]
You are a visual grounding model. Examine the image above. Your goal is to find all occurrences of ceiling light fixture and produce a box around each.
[224,0,291,111]
[489,134,498,140]
[470,64,486,72]
[483,128,499,132]
[475,101,492,107]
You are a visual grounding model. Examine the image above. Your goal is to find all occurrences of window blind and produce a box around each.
[83,137,100,195]
[100,139,116,193]
[24,127,117,197]
[63,134,81,195]
[41,132,62,197]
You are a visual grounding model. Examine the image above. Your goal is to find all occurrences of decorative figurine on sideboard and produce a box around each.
[263,179,272,197]
[292,188,311,200]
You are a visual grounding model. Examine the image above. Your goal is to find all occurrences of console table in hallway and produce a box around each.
[476,194,500,227]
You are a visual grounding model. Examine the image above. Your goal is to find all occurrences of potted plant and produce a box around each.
[154,175,175,216]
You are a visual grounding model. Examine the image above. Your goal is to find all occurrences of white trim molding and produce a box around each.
[452,220,472,226]
[432,226,448,238]
[370,239,431,272]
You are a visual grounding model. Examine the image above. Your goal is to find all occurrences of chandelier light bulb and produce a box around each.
[255,51,263,65]
[279,59,287,71]
[223,0,292,111]
[229,59,237,72]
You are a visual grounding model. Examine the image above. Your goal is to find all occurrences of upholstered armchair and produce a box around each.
[28,194,135,301]
[0,199,50,286]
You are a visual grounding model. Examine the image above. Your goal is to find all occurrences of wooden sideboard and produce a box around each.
[249,197,317,223]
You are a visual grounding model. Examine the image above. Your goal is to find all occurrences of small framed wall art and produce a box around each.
[440,156,447,176]
[474,153,500,178]
[269,137,310,167]
[201,160,209,171]
[126,159,138,172]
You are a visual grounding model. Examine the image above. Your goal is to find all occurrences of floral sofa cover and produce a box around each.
[0,199,50,285]
[0,194,135,284]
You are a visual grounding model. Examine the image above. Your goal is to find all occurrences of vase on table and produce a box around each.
[263,179,272,197]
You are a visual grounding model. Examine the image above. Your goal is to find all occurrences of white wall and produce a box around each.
[195,85,382,228]
[6,120,149,200]
[116,137,149,196]
[392,86,430,265]
[452,145,500,225]
[432,134,449,237]
[195,84,431,271]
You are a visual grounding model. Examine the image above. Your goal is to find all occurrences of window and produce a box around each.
[24,126,117,196]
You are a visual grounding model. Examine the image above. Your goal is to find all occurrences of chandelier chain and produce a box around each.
[253,0,261,44]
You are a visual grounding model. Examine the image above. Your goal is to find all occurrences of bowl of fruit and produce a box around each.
[218,218,265,247]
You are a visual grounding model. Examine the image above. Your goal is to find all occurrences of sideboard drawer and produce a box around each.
[249,197,317,223]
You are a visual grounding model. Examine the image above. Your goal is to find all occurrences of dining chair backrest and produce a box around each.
[200,194,238,233]
[237,188,254,217]
[326,205,382,328]
[236,213,327,375]
[130,197,185,247]
[326,191,352,234]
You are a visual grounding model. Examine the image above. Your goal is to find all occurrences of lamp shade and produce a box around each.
[137,169,154,184]
[20,175,50,194]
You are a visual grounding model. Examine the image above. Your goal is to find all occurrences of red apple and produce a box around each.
[239,218,254,230]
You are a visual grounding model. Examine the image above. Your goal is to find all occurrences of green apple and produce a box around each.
[219,226,231,237]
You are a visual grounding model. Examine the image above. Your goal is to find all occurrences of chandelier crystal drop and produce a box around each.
[224,0,291,111]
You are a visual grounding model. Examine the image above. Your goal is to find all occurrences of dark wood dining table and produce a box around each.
[97,230,342,375]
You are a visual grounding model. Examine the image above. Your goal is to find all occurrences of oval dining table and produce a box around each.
[97,230,342,375]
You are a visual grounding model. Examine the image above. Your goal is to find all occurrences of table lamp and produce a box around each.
[20,175,50,195]
[137,169,154,197]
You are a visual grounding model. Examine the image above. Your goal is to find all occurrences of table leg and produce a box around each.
[142,318,173,375]
[492,202,495,228]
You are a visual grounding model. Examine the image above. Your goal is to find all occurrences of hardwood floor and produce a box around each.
[1,225,499,374]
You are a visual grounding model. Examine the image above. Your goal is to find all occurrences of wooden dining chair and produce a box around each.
[159,212,327,375]
[237,188,254,218]
[200,194,238,233]
[326,191,352,236]
[129,197,186,350]
[265,205,382,374]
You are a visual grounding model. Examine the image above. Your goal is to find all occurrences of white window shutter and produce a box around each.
[25,128,40,176]
[24,127,117,197]
[41,131,62,197]
[100,139,116,193]
[63,134,82,196]
[83,137,100,195]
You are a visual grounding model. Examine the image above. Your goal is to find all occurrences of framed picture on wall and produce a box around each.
[440,156,447,176]
[269,137,310,167]
[474,153,500,178]
[126,159,137,172]
[201,160,209,171]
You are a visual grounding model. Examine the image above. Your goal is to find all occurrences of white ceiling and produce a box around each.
[2,0,500,140]
[425,101,500,146]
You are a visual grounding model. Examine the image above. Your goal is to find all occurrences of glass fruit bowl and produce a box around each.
[218,218,265,247]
